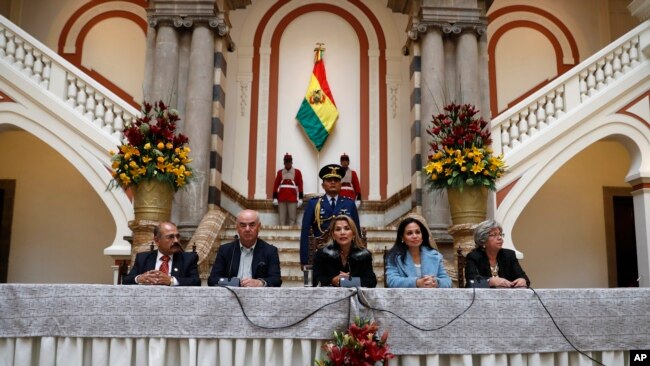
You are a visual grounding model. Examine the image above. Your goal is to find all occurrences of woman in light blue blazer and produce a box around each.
[385,216,452,288]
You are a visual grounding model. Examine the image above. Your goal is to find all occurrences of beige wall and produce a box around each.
[81,17,146,104]
[513,140,631,288]
[223,0,411,199]
[0,131,115,284]
[488,0,639,113]
[3,0,145,105]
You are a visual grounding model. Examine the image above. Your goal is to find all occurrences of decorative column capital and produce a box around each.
[148,14,230,36]
[407,19,486,41]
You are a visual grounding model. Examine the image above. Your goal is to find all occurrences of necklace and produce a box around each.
[340,252,349,268]
[490,263,499,277]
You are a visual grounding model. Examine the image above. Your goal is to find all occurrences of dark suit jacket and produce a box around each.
[207,239,282,287]
[465,248,530,287]
[122,250,201,286]
[312,242,377,288]
[300,195,360,264]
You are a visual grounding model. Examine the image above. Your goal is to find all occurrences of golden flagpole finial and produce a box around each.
[314,42,325,63]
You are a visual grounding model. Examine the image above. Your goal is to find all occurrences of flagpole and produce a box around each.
[316,152,320,195]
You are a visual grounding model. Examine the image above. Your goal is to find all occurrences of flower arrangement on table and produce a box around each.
[108,101,193,191]
[423,103,506,191]
[315,317,394,366]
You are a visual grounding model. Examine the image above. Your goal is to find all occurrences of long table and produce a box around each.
[1,285,648,365]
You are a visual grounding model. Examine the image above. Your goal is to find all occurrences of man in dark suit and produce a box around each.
[300,164,361,266]
[123,221,201,286]
[207,209,282,287]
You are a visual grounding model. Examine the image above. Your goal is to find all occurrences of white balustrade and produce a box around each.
[13,38,24,69]
[579,35,641,102]
[0,15,138,144]
[621,42,631,71]
[41,58,50,89]
[31,49,42,83]
[22,44,33,77]
[5,32,15,63]
[491,22,647,158]
[0,29,6,57]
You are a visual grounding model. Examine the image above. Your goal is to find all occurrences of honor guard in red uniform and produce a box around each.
[272,153,304,225]
[339,153,361,208]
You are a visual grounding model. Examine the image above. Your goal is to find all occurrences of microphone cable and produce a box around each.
[355,286,606,365]
[227,235,238,279]
[220,284,605,365]
[221,286,358,330]
[529,287,605,366]
[353,285,477,331]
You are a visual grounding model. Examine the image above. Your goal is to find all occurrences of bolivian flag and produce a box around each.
[296,45,339,151]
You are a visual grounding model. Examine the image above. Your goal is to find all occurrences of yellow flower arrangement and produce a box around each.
[424,103,506,190]
[108,101,193,191]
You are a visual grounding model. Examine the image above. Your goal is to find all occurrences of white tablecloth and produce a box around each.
[1,285,647,365]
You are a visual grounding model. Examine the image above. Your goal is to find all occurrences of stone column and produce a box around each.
[129,22,179,254]
[177,24,214,233]
[457,29,479,105]
[151,24,179,103]
[419,27,452,238]
[630,179,650,287]
[399,1,489,286]
[209,35,228,208]
[449,25,487,278]
[175,31,192,125]
[142,25,156,102]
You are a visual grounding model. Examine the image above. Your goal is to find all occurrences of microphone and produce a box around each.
[227,234,238,279]
[468,275,489,288]
[218,234,241,286]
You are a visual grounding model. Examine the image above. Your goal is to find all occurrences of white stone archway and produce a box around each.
[496,112,650,286]
[0,101,133,256]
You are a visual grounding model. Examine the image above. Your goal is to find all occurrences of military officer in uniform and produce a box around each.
[339,153,361,208]
[272,153,304,225]
[300,164,361,266]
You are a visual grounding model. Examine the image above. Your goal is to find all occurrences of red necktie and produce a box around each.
[159,255,170,274]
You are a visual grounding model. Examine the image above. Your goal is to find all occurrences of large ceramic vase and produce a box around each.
[447,185,488,287]
[133,179,174,222]
[446,186,488,225]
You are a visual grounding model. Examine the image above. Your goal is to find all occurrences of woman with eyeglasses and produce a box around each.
[312,215,377,287]
[465,220,530,288]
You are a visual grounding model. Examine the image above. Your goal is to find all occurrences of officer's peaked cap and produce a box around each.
[319,164,345,180]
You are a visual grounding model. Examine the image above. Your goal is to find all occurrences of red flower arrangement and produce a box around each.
[108,101,193,191]
[315,318,394,366]
[424,103,506,191]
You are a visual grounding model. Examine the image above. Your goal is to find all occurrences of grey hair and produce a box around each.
[236,209,260,224]
[473,220,502,248]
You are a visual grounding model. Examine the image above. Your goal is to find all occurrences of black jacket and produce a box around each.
[312,242,377,287]
[122,250,201,286]
[207,239,282,287]
[465,248,530,287]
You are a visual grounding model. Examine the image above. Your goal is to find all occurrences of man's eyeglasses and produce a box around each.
[163,234,181,240]
[488,233,505,238]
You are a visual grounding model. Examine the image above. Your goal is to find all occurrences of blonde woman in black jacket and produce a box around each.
[312,215,377,287]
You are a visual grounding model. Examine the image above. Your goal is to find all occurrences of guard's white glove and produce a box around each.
[297,199,303,208]
[355,200,361,209]
[272,198,278,206]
